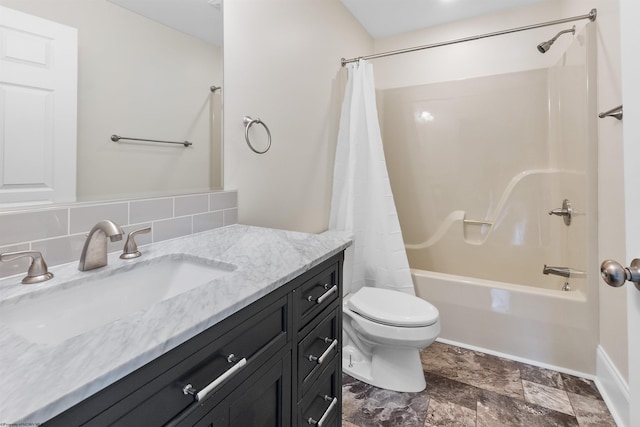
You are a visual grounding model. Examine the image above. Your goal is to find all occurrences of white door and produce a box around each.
[620,0,640,425]
[0,6,77,205]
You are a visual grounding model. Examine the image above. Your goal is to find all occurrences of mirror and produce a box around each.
[0,0,223,209]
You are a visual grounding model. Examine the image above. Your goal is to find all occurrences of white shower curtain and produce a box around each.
[329,60,415,296]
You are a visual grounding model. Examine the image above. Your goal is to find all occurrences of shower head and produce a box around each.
[537,25,576,53]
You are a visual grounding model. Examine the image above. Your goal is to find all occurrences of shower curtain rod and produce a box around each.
[341,8,596,66]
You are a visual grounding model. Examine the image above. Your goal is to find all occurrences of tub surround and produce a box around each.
[0,224,351,424]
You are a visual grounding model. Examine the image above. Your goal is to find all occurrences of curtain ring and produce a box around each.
[243,116,271,154]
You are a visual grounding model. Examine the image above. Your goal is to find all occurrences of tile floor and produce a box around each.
[341,342,617,426]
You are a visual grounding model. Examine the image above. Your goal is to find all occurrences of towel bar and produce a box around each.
[111,135,192,147]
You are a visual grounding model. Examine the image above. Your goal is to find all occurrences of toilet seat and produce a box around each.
[347,287,439,327]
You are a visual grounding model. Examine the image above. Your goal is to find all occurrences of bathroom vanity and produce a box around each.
[0,225,350,426]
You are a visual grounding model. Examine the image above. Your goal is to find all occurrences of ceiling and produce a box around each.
[107,0,222,46]
[339,0,550,39]
[106,0,550,46]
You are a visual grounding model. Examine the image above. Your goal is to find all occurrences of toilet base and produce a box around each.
[342,344,426,392]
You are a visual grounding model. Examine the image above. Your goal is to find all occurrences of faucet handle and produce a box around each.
[0,250,54,284]
[548,199,572,225]
[120,227,151,259]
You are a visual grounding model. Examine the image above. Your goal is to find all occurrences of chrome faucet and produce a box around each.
[542,265,571,278]
[78,220,125,271]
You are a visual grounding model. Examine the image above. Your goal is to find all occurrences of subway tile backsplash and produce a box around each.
[0,209,69,247]
[31,234,86,268]
[153,216,193,242]
[175,194,209,217]
[210,191,237,211]
[223,208,238,226]
[70,203,129,234]
[0,191,238,280]
[193,211,224,233]
[129,197,174,224]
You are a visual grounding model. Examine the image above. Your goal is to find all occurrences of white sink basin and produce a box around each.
[0,255,236,345]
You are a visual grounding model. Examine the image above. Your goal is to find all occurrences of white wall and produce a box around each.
[0,0,222,202]
[564,0,629,385]
[223,0,373,233]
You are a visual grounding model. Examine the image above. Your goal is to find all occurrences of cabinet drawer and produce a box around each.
[175,350,292,427]
[296,263,339,328]
[298,357,341,427]
[84,296,289,427]
[297,306,340,399]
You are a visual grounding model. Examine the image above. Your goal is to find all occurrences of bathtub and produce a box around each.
[412,268,597,374]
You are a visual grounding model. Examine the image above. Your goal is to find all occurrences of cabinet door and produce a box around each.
[190,351,292,427]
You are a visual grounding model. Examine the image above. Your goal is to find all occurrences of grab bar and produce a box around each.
[111,134,192,147]
[463,219,493,226]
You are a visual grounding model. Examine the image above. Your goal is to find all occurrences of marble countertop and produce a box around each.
[0,225,351,424]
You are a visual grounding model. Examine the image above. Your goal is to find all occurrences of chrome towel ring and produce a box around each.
[243,116,271,154]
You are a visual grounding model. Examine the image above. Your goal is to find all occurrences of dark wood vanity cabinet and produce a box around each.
[44,252,343,427]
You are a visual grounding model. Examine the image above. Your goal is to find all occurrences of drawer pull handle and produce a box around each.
[307,284,337,304]
[308,338,338,364]
[182,357,247,402]
[307,395,338,426]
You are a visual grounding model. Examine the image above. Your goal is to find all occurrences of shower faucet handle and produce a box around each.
[600,259,640,290]
[548,199,572,226]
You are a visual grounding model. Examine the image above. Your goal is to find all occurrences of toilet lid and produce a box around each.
[347,287,439,327]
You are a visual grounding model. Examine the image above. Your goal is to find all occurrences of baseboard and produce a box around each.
[595,345,629,427]
[435,338,593,379]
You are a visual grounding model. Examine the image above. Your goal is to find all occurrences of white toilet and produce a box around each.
[342,286,440,392]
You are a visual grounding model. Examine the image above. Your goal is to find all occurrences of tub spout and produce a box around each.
[543,265,571,278]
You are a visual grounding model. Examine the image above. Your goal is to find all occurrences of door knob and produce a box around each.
[600,259,640,290]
